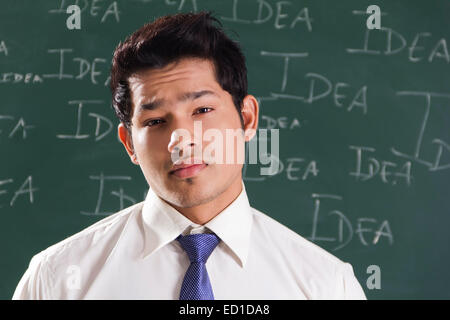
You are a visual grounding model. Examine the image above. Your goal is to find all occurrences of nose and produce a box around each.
[167,124,202,163]
[168,130,193,154]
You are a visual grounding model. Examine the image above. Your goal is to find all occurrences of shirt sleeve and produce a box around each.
[12,253,53,300]
[337,262,367,300]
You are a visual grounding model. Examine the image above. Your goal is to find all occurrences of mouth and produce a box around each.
[169,162,208,179]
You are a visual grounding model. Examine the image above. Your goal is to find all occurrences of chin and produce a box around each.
[170,183,217,207]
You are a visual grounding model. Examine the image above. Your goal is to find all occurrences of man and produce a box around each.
[13,11,366,300]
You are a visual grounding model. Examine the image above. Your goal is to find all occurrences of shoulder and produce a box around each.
[250,206,345,267]
[33,201,144,267]
[249,206,366,299]
[13,202,145,299]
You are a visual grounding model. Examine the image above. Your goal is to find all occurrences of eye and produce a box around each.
[145,119,164,127]
[194,106,213,114]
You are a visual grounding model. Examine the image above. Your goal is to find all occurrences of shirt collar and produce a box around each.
[140,180,253,268]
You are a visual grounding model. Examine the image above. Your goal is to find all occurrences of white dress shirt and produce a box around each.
[13,181,367,300]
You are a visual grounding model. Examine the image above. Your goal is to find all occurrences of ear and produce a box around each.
[118,123,139,165]
[241,94,259,142]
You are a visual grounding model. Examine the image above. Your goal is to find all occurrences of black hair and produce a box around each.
[110,11,247,131]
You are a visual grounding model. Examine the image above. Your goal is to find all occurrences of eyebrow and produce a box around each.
[138,90,218,112]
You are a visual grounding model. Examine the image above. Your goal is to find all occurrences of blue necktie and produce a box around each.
[176,233,220,300]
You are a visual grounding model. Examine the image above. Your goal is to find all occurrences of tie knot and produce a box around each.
[177,233,220,263]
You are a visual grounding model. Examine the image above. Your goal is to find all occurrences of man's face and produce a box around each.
[121,58,248,208]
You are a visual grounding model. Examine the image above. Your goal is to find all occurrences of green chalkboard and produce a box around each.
[1,0,449,299]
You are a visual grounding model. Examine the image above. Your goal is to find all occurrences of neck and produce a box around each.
[170,176,243,225]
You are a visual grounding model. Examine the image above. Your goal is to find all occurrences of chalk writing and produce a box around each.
[80,173,135,216]
[0,40,8,56]
[260,114,303,130]
[244,152,319,182]
[0,176,38,208]
[0,115,35,139]
[221,0,313,31]
[349,145,413,186]
[43,48,109,85]
[56,100,113,141]
[308,194,393,251]
[49,0,121,23]
[259,52,369,114]
[391,91,450,172]
[347,26,449,63]
[0,73,43,84]
[165,0,198,12]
